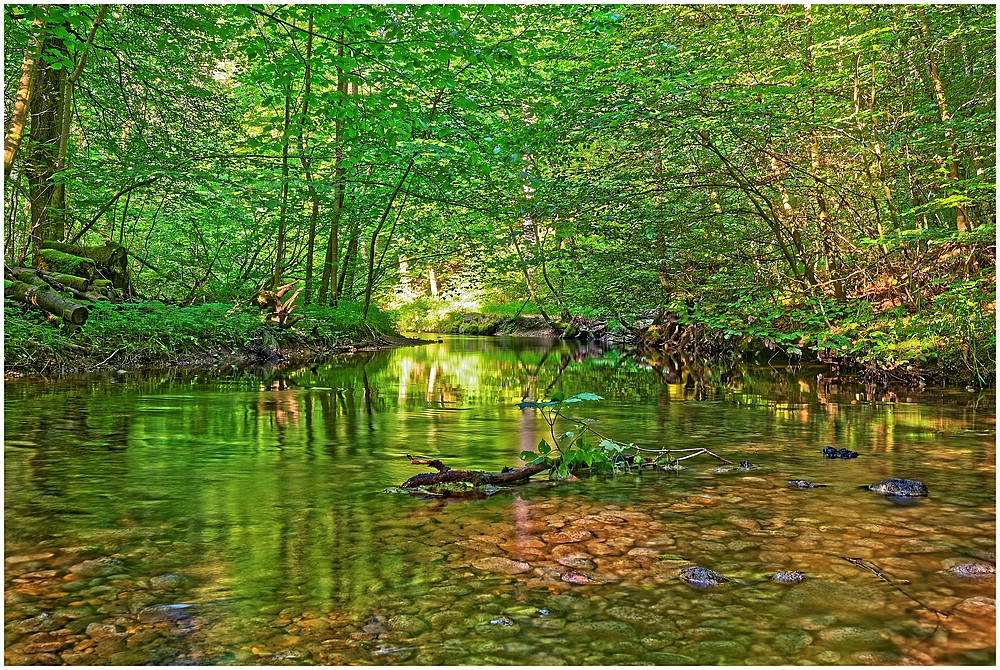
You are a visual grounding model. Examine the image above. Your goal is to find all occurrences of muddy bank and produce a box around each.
[4,332,426,380]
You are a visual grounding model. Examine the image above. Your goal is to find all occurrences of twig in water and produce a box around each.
[94,348,122,369]
[841,556,947,617]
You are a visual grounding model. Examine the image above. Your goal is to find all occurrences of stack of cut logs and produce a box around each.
[4,241,130,326]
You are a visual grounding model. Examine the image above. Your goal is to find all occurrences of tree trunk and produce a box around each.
[298,13,318,304]
[337,221,360,298]
[319,32,349,306]
[272,86,292,288]
[25,23,69,265]
[918,8,969,233]
[4,15,45,180]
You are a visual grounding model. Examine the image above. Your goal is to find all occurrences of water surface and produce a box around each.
[5,336,996,665]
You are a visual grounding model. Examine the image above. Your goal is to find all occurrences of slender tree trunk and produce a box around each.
[4,15,45,180]
[319,32,348,306]
[804,4,844,302]
[917,7,969,233]
[361,163,412,319]
[271,86,292,288]
[297,13,319,304]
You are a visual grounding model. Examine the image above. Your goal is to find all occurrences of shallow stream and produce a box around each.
[4,335,996,665]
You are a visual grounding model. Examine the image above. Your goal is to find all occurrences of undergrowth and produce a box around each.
[4,299,396,374]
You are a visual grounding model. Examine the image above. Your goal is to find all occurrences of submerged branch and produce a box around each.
[401,458,548,489]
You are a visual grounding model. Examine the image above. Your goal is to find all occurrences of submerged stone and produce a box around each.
[68,557,122,577]
[867,479,928,497]
[945,563,996,579]
[560,570,591,585]
[149,574,185,591]
[679,566,730,588]
[471,557,530,574]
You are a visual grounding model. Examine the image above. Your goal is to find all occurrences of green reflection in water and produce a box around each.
[4,335,996,665]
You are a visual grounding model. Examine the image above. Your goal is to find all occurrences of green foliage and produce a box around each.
[3,4,993,384]
[515,392,682,479]
[4,299,395,373]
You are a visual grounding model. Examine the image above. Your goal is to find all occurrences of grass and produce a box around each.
[4,299,396,374]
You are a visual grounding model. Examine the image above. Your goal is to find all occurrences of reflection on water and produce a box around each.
[4,335,996,665]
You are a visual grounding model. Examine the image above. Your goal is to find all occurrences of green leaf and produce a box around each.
[519,450,537,461]
[538,441,551,455]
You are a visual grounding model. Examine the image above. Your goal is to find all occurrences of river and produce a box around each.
[4,335,996,665]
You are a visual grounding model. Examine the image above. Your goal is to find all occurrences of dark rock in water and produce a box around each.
[679,566,730,588]
[138,604,195,623]
[787,480,825,489]
[739,460,752,469]
[823,446,859,459]
[867,478,928,497]
[768,571,806,584]
[946,563,996,578]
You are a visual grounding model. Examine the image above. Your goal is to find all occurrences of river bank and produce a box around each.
[3,300,413,378]
[5,297,994,389]
[398,305,994,389]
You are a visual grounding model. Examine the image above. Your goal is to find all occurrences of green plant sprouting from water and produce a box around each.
[517,393,733,479]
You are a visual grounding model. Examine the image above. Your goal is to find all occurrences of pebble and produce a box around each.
[738,476,774,489]
[471,557,531,574]
[954,596,996,615]
[10,612,61,634]
[85,622,124,639]
[541,529,593,544]
[774,630,812,653]
[387,614,428,635]
[5,552,56,565]
[560,570,591,585]
[944,562,996,579]
[68,558,122,578]
[148,574,185,590]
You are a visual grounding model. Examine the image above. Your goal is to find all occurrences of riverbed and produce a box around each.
[4,335,996,665]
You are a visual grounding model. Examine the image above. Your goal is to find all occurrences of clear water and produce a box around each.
[4,336,996,665]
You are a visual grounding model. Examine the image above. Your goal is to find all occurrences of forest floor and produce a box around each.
[3,300,415,378]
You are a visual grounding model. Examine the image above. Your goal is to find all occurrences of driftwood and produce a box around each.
[401,454,549,489]
[254,280,304,328]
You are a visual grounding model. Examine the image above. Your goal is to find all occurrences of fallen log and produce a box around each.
[9,267,107,302]
[39,270,91,292]
[5,278,89,325]
[38,249,97,280]
[41,240,130,291]
[401,454,550,489]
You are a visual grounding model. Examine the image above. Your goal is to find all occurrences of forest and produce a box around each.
[3,4,996,384]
